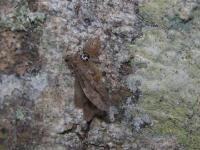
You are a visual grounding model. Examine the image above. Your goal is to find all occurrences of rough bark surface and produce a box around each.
[0,0,199,149]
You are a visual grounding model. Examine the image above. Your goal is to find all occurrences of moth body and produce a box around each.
[65,37,132,122]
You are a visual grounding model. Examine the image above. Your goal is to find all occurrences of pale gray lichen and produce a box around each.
[0,0,45,31]
[15,108,26,121]
[128,1,200,149]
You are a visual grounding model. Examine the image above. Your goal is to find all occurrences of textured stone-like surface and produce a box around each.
[1,0,199,149]
[128,0,200,149]
[0,30,41,76]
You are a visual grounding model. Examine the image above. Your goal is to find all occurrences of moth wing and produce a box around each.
[93,81,109,104]
[111,86,132,105]
[75,70,108,111]
[74,75,88,108]
[82,102,97,122]
[83,101,106,122]
[76,62,109,105]
[87,63,110,103]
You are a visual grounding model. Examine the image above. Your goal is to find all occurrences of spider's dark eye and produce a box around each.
[80,53,90,61]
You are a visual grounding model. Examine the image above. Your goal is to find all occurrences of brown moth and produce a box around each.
[65,37,132,122]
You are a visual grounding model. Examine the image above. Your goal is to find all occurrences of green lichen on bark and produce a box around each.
[129,1,200,149]
[0,0,45,31]
[138,0,199,31]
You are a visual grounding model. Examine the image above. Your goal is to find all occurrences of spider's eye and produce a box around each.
[80,53,90,61]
